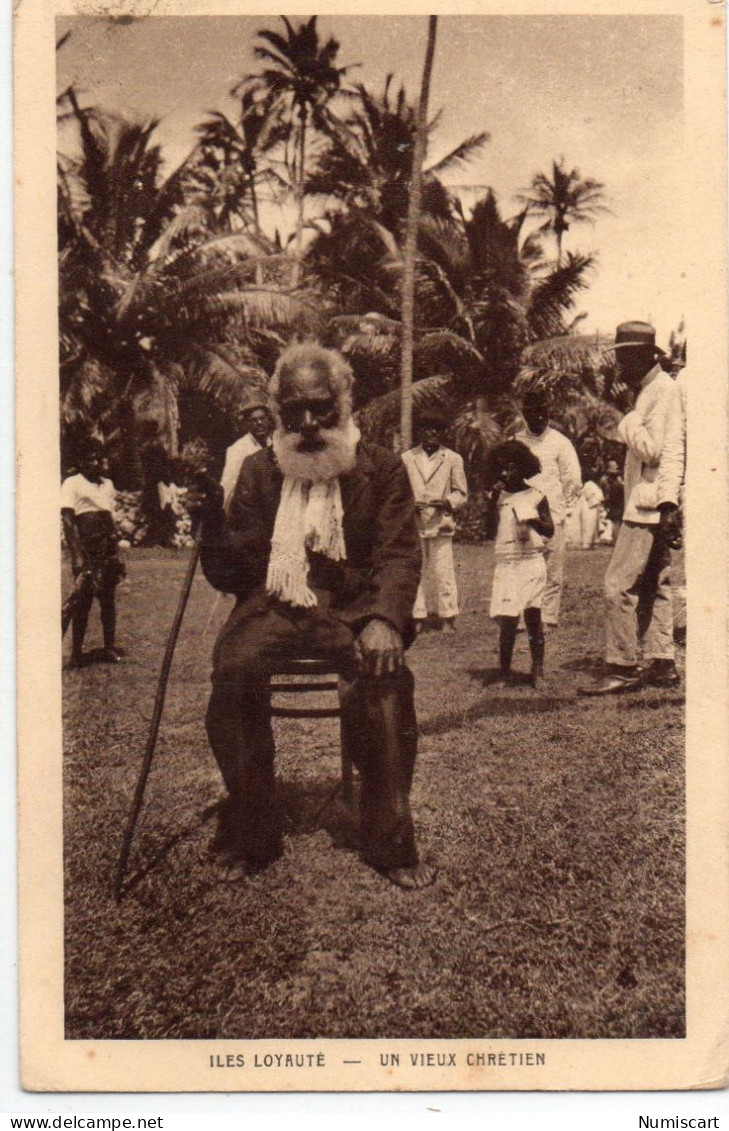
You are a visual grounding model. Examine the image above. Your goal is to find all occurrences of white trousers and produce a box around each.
[576,501,601,549]
[542,521,566,625]
[413,536,459,620]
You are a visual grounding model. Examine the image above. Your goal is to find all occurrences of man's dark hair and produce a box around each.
[522,387,551,411]
[417,411,446,434]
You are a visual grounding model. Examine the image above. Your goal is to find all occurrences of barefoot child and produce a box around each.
[485,440,554,687]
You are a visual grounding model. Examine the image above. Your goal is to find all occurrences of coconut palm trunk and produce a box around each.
[292,110,307,287]
[248,173,264,284]
[399,15,437,452]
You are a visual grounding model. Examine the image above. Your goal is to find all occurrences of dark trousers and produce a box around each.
[206,595,419,870]
[70,512,120,657]
[71,580,116,657]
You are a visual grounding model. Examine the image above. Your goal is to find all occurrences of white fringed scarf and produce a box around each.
[266,423,360,607]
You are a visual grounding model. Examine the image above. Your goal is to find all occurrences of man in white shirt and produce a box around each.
[61,439,125,667]
[401,414,468,632]
[516,388,581,627]
[580,322,683,695]
[220,404,273,507]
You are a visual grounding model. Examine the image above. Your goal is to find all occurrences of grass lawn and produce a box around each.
[62,543,685,1040]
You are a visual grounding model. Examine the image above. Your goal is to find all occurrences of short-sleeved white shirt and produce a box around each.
[61,473,116,516]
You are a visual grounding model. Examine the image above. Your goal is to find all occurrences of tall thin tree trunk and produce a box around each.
[249,173,263,285]
[292,113,307,288]
[400,15,437,452]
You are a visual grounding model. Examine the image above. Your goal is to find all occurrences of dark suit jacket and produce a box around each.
[201,442,422,639]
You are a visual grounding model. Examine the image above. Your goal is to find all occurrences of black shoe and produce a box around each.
[644,661,681,688]
[66,652,88,670]
[100,647,123,663]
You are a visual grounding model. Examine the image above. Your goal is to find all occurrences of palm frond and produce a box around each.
[517,333,615,402]
[414,330,484,383]
[356,374,456,438]
[425,131,491,177]
[527,252,595,340]
[451,401,502,475]
[182,344,269,406]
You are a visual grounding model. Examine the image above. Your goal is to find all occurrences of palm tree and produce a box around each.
[518,158,607,264]
[58,101,318,483]
[354,189,596,467]
[305,74,489,236]
[239,16,353,285]
[401,15,438,450]
[191,90,288,237]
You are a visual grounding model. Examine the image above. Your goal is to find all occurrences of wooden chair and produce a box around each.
[269,658,354,804]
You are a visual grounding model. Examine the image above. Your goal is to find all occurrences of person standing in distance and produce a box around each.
[401,413,468,633]
[580,321,683,695]
[220,404,273,509]
[61,438,126,667]
[515,388,581,629]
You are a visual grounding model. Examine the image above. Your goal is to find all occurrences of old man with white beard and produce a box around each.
[199,342,435,889]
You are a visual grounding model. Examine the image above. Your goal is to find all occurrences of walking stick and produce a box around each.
[114,529,203,901]
[61,570,93,638]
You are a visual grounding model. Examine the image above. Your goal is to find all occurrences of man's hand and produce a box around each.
[658,505,682,550]
[354,618,404,678]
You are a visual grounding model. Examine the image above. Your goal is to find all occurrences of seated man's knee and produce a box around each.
[212,634,275,686]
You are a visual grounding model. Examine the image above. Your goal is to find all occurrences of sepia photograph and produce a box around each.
[14,0,728,1094]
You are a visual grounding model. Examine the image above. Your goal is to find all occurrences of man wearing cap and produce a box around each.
[401,414,468,633]
[515,389,581,628]
[580,321,683,695]
[220,404,273,508]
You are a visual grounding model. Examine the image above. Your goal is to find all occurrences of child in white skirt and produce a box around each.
[485,441,554,687]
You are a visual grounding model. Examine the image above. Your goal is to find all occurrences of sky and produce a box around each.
[56,14,686,343]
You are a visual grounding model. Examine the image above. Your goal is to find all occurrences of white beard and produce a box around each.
[272,418,360,481]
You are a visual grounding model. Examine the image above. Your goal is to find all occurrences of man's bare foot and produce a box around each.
[384,862,437,890]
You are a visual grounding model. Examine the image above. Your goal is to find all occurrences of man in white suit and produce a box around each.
[402,414,468,632]
[656,366,687,540]
[580,322,683,695]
